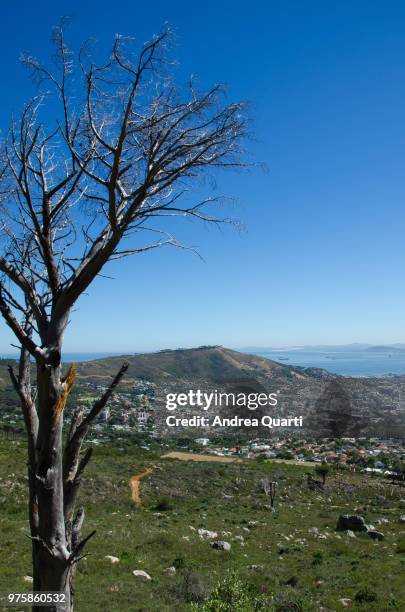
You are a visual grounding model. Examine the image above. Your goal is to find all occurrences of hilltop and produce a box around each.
[74,346,319,385]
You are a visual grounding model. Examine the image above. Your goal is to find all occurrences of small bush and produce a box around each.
[155,497,173,511]
[191,572,268,611]
[120,551,130,559]
[272,592,305,612]
[173,556,186,569]
[396,540,405,554]
[312,551,323,566]
[355,586,378,603]
[181,570,209,603]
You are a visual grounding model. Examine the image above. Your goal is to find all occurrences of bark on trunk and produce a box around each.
[15,345,126,611]
[33,360,72,611]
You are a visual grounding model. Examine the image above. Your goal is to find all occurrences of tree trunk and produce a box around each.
[27,430,40,591]
[17,345,125,611]
[32,360,72,612]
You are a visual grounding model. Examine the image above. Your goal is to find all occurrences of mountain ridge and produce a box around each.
[74,345,320,385]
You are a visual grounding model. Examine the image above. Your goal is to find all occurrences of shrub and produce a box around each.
[155,497,173,511]
[181,570,209,603]
[272,592,305,612]
[191,572,268,611]
[355,586,378,603]
[396,540,405,554]
[312,551,323,566]
[173,556,186,569]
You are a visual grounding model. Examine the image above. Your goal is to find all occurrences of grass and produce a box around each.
[0,438,404,610]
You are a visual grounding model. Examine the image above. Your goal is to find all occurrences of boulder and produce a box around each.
[210,541,231,551]
[198,528,218,539]
[367,530,384,541]
[336,515,368,532]
[345,530,356,538]
[164,566,176,576]
[399,515,405,524]
[339,598,352,607]
[105,555,120,564]
[23,576,33,584]
[233,535,244,542]
[132,570,151,580]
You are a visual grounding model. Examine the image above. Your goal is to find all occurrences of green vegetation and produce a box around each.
[314,463,330,485]
[0,438,404,610]
[191,573,268,611]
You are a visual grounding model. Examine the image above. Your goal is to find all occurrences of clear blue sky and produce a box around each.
[1,0,405,352]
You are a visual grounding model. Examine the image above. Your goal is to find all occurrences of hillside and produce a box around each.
[74,346,308,385]
[0,438,404,611]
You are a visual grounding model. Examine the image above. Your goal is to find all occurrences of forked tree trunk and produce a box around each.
[7,315,127,612]
[16,352,128,612]
[33,360,73,611]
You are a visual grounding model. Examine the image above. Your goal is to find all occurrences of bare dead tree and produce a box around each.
[261,477,277,509]
[0,24,247,611]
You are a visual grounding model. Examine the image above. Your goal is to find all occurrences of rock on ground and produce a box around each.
[23,576,33,583]
[339,598,352,607]
[337,514,384,540]
[210,541,231,551]
[336,515,368,532]
[367,530,384,541]
[198,528,218,539]
[132,570,151,580]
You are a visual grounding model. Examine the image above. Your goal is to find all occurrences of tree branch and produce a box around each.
[63,363,128,518]
[0,285,42,358]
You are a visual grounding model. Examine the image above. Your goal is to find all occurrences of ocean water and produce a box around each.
[62,352,127,362]
[257,350,405,377]
[2,349,405,378]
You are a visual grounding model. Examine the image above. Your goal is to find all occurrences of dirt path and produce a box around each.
[161,451,316,467]
[162,451,243,463]
[130,468,153,505]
